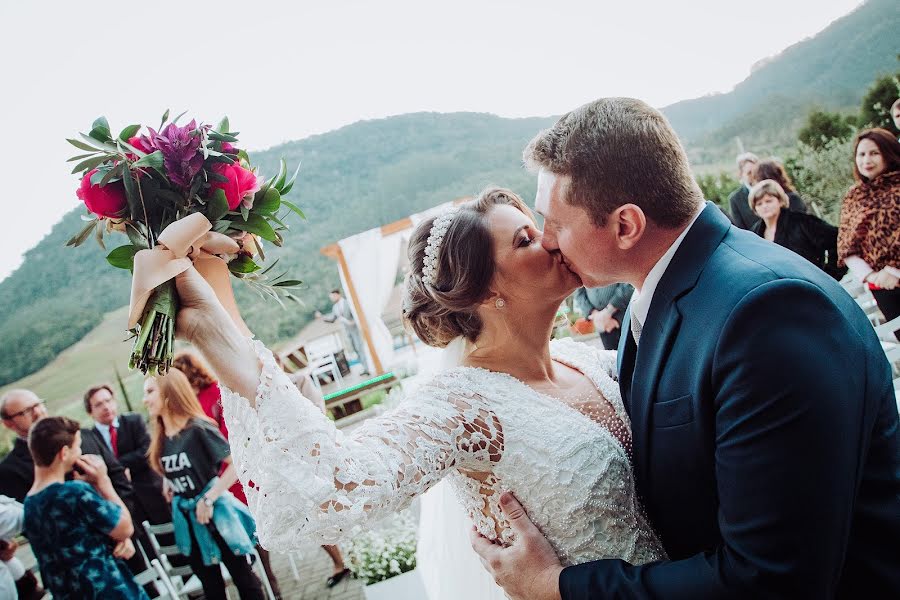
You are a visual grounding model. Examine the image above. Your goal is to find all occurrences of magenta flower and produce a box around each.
[147,120,207,188]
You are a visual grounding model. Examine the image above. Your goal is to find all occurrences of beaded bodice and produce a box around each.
[220,338,664,567]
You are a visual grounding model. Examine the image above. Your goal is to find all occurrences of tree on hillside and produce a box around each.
[696,172,740,214]
[785,137,855,225]
[797,110,856,149]
[858,65,900,133]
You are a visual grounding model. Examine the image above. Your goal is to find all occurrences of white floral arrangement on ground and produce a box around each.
[345,512,417,585]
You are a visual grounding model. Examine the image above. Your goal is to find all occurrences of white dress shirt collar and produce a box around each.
[630,205,705,326]
[94,417,120,451]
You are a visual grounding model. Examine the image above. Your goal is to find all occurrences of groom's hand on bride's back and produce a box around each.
[470,492,563,600]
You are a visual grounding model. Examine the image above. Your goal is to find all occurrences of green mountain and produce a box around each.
[0,112,555,386]
[662,0,899,162]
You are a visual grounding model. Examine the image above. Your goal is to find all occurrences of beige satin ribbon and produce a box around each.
[128,212,253,337]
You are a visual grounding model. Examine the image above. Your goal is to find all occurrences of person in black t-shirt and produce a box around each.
[144,368,265,600]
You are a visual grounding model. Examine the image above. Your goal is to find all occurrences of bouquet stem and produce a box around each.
[129,279,179,375]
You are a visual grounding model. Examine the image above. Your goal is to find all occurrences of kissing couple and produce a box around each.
[169,97,899,599]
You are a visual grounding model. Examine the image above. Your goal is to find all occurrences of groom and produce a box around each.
[472,98,900,598]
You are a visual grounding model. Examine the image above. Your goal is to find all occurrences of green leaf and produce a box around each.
[89,116,112,141]
[66,152,99,163]
[118,139,147,158]
[273,158,287,190]
[212,219,232,233]
[217,116,230,134]
[125,223,149,249]
[273,279,303,287]
[279,162,302,196]
[207,189,230,222]
[159,109,170,129]
[254,187,280,214]
[99,164,123,187]
[156,188,184,207]
[228,255,262,274]
[208,131,239,143]
[229,213,277,242]
[118,124,141,141]
[171,110,188,125]
[106,244,139,270]
[94,221,106,250]
[281,199,306,219]
[240,203,250,221]
[67,138,101,152]
[65,220,97,247]
[71,154,112,175]
[121,168,142,221]
[79,133,120,153]
[132,150,164,171]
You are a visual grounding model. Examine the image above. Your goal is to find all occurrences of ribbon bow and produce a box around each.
[128,212,252,337]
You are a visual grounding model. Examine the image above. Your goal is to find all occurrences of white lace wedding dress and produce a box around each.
[220,337,665,588]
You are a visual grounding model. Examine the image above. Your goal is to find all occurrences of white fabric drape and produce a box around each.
[337,227,404,371]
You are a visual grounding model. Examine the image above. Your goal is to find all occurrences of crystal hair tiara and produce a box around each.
[421,208,458,287]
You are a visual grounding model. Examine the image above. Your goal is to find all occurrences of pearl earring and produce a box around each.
[495,298,506,309]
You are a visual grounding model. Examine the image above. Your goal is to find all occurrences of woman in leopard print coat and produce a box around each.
[838,128,900,337]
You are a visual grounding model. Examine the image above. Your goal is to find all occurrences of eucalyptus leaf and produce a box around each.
[89,116,112,141]
[118,139,147,158]
[71,154,112,175]
[208,131,238,143]
[118,124,141,141]
[100,164,124,187]
[66,220,97,247]
[106,244,139,270]
[67,138,101,152]
[66,152,99,163]
[132,150,164,170]
[78,133,120,154]
[273,279,303,287]
[217,116,230,134]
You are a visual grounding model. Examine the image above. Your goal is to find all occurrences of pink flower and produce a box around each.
[76,169,128,218]
[209,163,260,210]
[127,136,155,155]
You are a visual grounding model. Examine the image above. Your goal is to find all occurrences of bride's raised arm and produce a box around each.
[221,340,502,549]
[174,267,503,549]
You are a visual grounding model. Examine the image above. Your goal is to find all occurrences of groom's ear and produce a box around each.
[611,204,646,250]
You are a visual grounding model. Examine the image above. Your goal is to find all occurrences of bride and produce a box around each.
[174,187,665,593]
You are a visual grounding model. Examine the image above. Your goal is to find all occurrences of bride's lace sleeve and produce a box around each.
[219,340,504,549]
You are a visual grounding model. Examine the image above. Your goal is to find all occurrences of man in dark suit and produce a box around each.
[473,97,900,598]
[727,151,759,230]
[573,283,634,349]
[83,384,170,528]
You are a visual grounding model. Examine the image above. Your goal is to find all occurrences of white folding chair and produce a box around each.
[142,520,277,600]
[133,558,181,599]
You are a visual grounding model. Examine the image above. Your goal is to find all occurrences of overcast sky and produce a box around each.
[0,0,863,282]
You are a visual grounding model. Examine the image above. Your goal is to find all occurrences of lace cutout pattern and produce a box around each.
[221,338,665,567]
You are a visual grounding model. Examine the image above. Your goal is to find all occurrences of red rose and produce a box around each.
[76,169,128,218]
[127,136,155,155]
[209,163,261,210]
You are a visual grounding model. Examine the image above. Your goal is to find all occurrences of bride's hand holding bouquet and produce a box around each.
[67,112,303,374]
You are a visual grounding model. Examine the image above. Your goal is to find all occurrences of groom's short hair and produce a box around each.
[524,97,702,228]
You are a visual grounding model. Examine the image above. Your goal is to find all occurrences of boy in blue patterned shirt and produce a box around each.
[24,416,148,600]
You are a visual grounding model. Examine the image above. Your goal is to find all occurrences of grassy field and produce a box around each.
[0,305,150,455]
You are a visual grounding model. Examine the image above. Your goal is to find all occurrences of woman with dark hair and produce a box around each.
[749,179,844,279]
[749,159,809,214]
[169,187,666,598]
[838,128,900,335]
[144,368,264,600]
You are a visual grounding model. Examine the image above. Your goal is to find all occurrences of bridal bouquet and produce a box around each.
[67,111,303,374]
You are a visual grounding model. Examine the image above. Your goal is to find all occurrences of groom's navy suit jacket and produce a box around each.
[560,204,900,599]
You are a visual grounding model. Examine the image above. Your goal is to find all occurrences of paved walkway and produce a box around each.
[263,547,365,600]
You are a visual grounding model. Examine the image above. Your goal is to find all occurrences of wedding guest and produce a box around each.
[727,151,759,229]
[838,128,900,337]
[316,288,369,376]
[748,158,810,214]
[573,284,633,349]
[1,494,44,600]
[749,179,845,279]
[24,416,146,599]
[144,368,264,600]
[83,385,170,527]
[173,350,287,596]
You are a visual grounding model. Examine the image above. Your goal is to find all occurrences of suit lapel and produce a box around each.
[628,203,731,486]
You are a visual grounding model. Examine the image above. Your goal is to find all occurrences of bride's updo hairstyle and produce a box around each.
[403,187,534,348]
